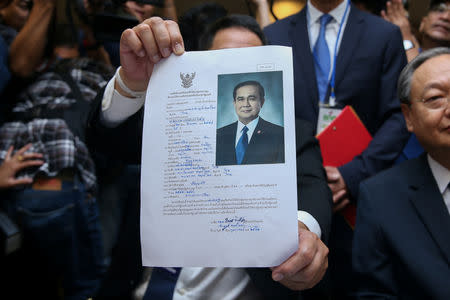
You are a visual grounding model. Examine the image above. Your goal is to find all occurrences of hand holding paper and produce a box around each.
[118,17,185,94]
[271,221,329,290]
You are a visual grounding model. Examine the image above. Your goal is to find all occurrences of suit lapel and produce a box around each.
[409,155,450,265]
[243,119,266,164]
[334,5,365,91]
[290,10,320,115]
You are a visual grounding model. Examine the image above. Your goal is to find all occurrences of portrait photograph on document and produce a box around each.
[215,71,285,166]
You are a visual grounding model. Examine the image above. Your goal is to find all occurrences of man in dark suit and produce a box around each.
[89,14,332,299]
[216,80,284,166]
[264,1,410,296]
[352,47,450,299]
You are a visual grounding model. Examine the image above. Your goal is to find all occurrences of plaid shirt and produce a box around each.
[0,58,113,191]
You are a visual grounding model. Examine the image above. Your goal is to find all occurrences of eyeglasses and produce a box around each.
[415,96,450,110]
[430,3,450,14]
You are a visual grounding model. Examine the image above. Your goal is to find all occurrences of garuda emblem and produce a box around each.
[180,72,196,88]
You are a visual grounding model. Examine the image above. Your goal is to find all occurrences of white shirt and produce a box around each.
[307,0,351,80]
[427,155,450,214]
[101,71,323,299]
[173,268,262,300]
[235,117,259,147]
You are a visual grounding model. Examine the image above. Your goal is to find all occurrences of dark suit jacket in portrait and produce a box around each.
[216,118,284,166]
[352,154,450,299]
[264,3,409,198]
[88,99,332,299]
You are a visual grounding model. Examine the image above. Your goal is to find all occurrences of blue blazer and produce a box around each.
[353,154,450,299]
[216,118,284,166]
[264,4,410,197]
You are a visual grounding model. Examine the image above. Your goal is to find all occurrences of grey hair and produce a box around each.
[397,47,450,104]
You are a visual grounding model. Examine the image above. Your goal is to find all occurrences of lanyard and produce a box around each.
[308,0,351,106]
[329,0,351,106]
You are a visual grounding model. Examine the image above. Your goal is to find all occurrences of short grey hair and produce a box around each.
[397,47,450,104]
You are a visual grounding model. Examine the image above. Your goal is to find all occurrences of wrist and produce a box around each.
[119,67,148,91]
[115,67,147,98]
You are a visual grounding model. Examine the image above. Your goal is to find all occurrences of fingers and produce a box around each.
[123,17,184,63]
[271,229,317,280]
[332,188,347,203]
[17,159,44,170]
[5,146,13,160]
[121,28,146,58]
[15,143,33,157]
[5,144,44,171]
[9,177,34,187]
[333,198,350,213]
[324,166,339,182]
[281,240,328,290]
[135,23,161,63]
[166,20,185,55]
[149,17,173,59]
[21,152,43,160]
[271,229,328,290]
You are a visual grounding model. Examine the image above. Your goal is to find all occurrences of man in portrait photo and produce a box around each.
[216,80,285,166]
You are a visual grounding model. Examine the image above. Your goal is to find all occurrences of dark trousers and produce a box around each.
[329,214,355,300]
[1,174,104,300]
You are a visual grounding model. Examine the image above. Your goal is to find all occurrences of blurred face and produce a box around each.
[401,54,450,163]
[124,1,155,22]
[420,2,450,46]
[0,0,31,31]
[233,84,264,125]
[209,27,263,50]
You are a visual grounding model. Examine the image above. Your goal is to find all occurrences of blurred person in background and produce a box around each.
[102,0,177,67]
[178,2,228,51]
[0,0,114,298]
[0,0,31,45]
[382,0,450,62]
[382,0,450,164]
[178,0,272,52]
[246,0,272,28]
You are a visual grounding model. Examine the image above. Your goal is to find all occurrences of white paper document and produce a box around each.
[141,46,298,267]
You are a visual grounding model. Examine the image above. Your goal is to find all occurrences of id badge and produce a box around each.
[317,106,342,135]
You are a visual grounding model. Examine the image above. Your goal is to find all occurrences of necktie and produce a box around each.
[236,126,249,165]
[143,267,181,300]
[313,14,333,103]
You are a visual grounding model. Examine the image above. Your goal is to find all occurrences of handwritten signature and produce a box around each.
[210,216,262,232]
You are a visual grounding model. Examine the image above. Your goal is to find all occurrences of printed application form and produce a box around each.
[141,46,298,267]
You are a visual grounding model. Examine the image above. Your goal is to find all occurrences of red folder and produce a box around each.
[316,106,372,228]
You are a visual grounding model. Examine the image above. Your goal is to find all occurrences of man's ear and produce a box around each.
[261,98,265,107]
[419,17,426,33]
[401,103,414,133]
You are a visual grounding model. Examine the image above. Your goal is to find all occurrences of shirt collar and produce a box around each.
[237,116,259,136]
[307,0,348,27]
[427,154,450,195]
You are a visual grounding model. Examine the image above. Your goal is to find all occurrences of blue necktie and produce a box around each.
[143,267,181,300]
[313,14,333,103]
[236,126,249,165]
